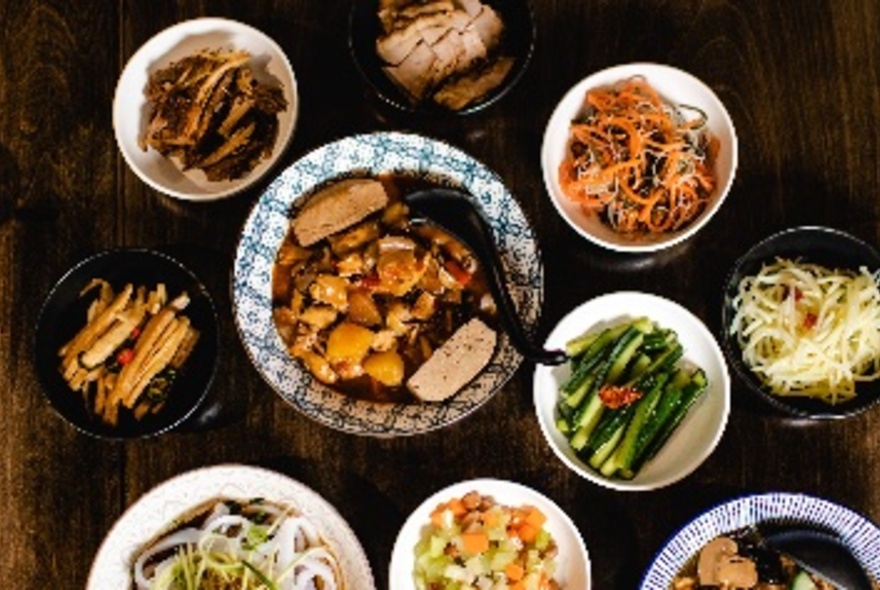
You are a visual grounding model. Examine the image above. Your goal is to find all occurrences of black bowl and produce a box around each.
[349,0,534,116]
[721,226,880,419]
[34,248,219,439]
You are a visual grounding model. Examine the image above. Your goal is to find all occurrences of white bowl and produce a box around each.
[541,62,738,253]
[87,464,375,589]
[533,291,731,491]
[113,17,298,201]
[389,478,591,590]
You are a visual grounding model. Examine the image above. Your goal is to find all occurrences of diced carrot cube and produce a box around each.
[461,531,490,554]
[505,562,525,582]
[524,506,547,529]
[447,497,467,517]
[516,523,538,543]
[481,509,499,527]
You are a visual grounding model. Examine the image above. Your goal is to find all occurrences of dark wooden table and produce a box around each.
[3,1,880,588]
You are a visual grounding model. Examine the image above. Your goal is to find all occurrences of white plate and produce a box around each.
[232,131,543,436]
[113,17,298,201]
[533,291,731,491]
[541,62,738,253]
[640,492,880,588]
[388,478,591,590]
[87,464,375,589]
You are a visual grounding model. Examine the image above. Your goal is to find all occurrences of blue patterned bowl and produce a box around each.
[232,132,543,436]
[640,492,880,588]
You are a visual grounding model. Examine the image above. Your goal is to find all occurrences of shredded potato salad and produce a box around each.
[729,258,880,404]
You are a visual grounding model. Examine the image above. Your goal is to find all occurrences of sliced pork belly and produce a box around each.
[374,0,512,109]
[471,5,504,49]
[383,40,438,100]
[433,55,514,110]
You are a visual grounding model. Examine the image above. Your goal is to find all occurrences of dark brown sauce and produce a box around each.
[272,173,495,403]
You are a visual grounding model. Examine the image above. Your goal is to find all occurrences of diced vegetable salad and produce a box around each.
[555,317,708,480]
[414,491,560,590]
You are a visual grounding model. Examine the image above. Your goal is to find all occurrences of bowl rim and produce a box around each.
[347,0,536,116]
[720,224,880,419]
[540,61,739,253]
[231,130,543,437]
[112,16,299,201]
[34,247,219,439]
[86,463,376,589]
[533,290,731,491]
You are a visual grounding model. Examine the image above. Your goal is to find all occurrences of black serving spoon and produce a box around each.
[757,524,873,590]
[403,187,567,366]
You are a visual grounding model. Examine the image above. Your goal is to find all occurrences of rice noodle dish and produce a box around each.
[728,258,880,404]
[130,497,342,590]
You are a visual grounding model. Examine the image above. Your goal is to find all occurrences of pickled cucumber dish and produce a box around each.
[554,316,708,480]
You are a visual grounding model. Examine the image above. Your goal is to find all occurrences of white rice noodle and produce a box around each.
[131,499,342,589]
[729,258,880,404]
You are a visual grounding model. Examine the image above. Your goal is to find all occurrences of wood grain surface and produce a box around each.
[2,1,880,588]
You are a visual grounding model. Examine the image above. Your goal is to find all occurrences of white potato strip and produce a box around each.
[59,283,133,362]
[729,258,880,404]
[124,316,191,408]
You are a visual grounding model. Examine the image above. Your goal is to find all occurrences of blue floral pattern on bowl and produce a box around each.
[640,492,880,588]
[233,132,543,436]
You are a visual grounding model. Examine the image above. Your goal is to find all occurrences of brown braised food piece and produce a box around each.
[272,174,497,403]
[406,316,496,401]
[140,49,287,181]
[376,0,514,110]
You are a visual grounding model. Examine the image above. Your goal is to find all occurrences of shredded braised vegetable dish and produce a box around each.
[558,77,718,234]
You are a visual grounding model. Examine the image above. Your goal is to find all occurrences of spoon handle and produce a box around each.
[404,189,566,365]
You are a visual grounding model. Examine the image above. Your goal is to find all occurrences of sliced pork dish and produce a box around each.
[375,0,516,110]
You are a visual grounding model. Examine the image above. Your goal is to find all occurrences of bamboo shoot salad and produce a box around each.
[554,317,708,480]
[57,279,200,426]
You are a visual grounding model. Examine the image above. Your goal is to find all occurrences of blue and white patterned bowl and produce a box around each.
[640,492,880,588]
[233,131,543,436]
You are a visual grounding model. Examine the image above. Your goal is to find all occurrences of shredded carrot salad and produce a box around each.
[558,77,718,234]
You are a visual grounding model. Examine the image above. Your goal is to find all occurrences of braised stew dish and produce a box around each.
[272,174,497,403]
[671,526,875,589]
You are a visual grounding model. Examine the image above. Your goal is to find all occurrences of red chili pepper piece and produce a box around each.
[117,348,134,365]
[598,385,643,409]
[443,259,472,286]
[803,312,818,329]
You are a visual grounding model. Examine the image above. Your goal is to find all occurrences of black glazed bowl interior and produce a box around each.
[34,248,219,439]
[721,226,880,419]
[349,0,535,116]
